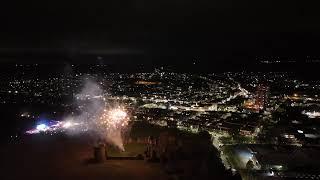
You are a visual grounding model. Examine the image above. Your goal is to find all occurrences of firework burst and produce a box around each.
[100,108,129,129]
[99,107,129,151]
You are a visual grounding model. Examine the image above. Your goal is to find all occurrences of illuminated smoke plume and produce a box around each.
[64,77,129,151]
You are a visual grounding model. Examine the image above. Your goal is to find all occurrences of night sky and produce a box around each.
[1,1,320,66]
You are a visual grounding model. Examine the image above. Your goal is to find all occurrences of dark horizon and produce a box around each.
[1,1,320,66]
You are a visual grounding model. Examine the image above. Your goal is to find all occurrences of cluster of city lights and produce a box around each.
[302,111,320,118]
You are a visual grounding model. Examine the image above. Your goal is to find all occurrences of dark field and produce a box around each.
[0,133,168,180]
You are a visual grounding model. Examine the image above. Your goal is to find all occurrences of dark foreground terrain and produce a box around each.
[0,135,168,180]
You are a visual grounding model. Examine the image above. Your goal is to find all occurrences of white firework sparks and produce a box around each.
[100,108,129,129]
[99,107,129,151]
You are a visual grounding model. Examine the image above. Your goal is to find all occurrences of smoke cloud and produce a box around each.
[63,76,128,151]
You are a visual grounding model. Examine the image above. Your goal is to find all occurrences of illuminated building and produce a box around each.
[255,84,269,110]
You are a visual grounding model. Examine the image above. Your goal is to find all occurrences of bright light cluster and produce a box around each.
[25,121,80,134]
[302,111,320,118]
[26,121,63,134]
[100,107,129,129]
[25,107,129,135]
